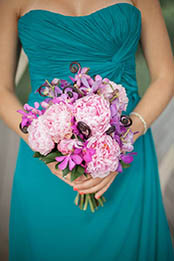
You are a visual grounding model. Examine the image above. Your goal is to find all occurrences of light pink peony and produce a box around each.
[86,134,121,178]
[42,102,73,143]
[57,139,83,155]
[73,94,111,136]
[99,81,128,112]
[28,115,55,156]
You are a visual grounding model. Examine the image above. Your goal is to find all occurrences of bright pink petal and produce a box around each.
[73,148,82,154]
[55,156,66,162]
[34,102,40,109]
[69,157,76,171]
[83,152,92,163]
[58,157,69,170]
[71,154,83,165]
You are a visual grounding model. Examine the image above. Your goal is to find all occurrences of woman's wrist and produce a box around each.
[129,114,145,143]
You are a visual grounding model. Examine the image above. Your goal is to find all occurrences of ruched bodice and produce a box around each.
[17,3,142,113]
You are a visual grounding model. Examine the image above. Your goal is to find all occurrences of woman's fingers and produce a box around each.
[73,176,103,190]
[47,162,92,186]
[75,172,118,194]
[73,174,92,184]
[47,162,118,195]
[94,174,116,199]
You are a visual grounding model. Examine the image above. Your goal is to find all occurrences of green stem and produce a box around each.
[88,194,95,213]
[74,192,80,206]
[98,197,104,207]
[45,79,54,89]
[80,194,84,210]
[83,194,89,211]
[101,195,106,202]
[91,193,98,210]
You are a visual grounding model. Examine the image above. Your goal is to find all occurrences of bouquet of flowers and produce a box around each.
[18,61,137,213]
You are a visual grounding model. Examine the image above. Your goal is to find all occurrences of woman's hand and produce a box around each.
[47,162,92,187]
[73,171,119,199]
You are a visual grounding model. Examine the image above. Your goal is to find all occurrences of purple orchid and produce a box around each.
[55,150,83,171]
[69,66,95,96]
[116,151,137,172]
[17,102,43,128]
[120,152,137,164]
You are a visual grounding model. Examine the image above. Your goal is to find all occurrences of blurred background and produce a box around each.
[0,0,174,259]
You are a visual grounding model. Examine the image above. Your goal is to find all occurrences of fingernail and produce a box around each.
[96,195,100,199]
[79,192,84,195]
[73,187,78,191]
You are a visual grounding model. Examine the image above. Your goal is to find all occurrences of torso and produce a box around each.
[18,0,135,18]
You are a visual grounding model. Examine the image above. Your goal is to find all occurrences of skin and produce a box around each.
[0,0,174,200]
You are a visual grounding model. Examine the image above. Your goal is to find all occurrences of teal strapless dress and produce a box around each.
[9,3,174,260]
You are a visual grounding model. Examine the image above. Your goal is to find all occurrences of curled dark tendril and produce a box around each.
[77,121,91,140]
[67,91,73,98]
[69,61,81,73]
[63,84,84,96]
[106,125,116,135]
[120,115,132,127]
[63,85,76,93]
[19,123,28,134]
[38,84,49,97]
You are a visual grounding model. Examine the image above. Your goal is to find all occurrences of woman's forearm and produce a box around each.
[129,77,174,143]
[0,88,29,144]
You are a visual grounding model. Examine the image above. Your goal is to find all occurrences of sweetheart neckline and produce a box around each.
[18,2,141,22]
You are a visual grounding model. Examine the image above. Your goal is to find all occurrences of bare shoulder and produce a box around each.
[132,0,163,16]
[0,0,35,18]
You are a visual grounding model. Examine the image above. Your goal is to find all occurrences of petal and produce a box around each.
[69,157,76,171]
[69,76,76,83]
[81,67,89,74]
[117,162,123,172]
[34,102,40,109]
[83,152,92,163]
[120,154,134,164]
[55,155,66,162]
[58,157,69,170]
[81,77,90,88]
[71,154,83,164]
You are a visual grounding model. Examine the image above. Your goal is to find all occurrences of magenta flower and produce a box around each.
[17,102,43,128]
[55,153,83,171]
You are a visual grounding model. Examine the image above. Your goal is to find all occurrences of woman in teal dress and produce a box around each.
[0,0,174,260]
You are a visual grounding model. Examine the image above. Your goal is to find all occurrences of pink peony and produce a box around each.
[73,94,111,136]
[57,139,83,155]
[28,115,55,156]
[99,81,128,112]
[42,102,73,143]
[86,134,121,178]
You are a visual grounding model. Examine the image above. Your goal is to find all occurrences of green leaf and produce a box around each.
[42,158,57,164]
[44,151,63,160]
[55,163,59,170]
[33,152,42,158]
[70,165,85,182]
[71,134,76,139]
[76,165,85,175]
[120,160,130,169]
[62,166,70,177]
[77,135,84,142]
